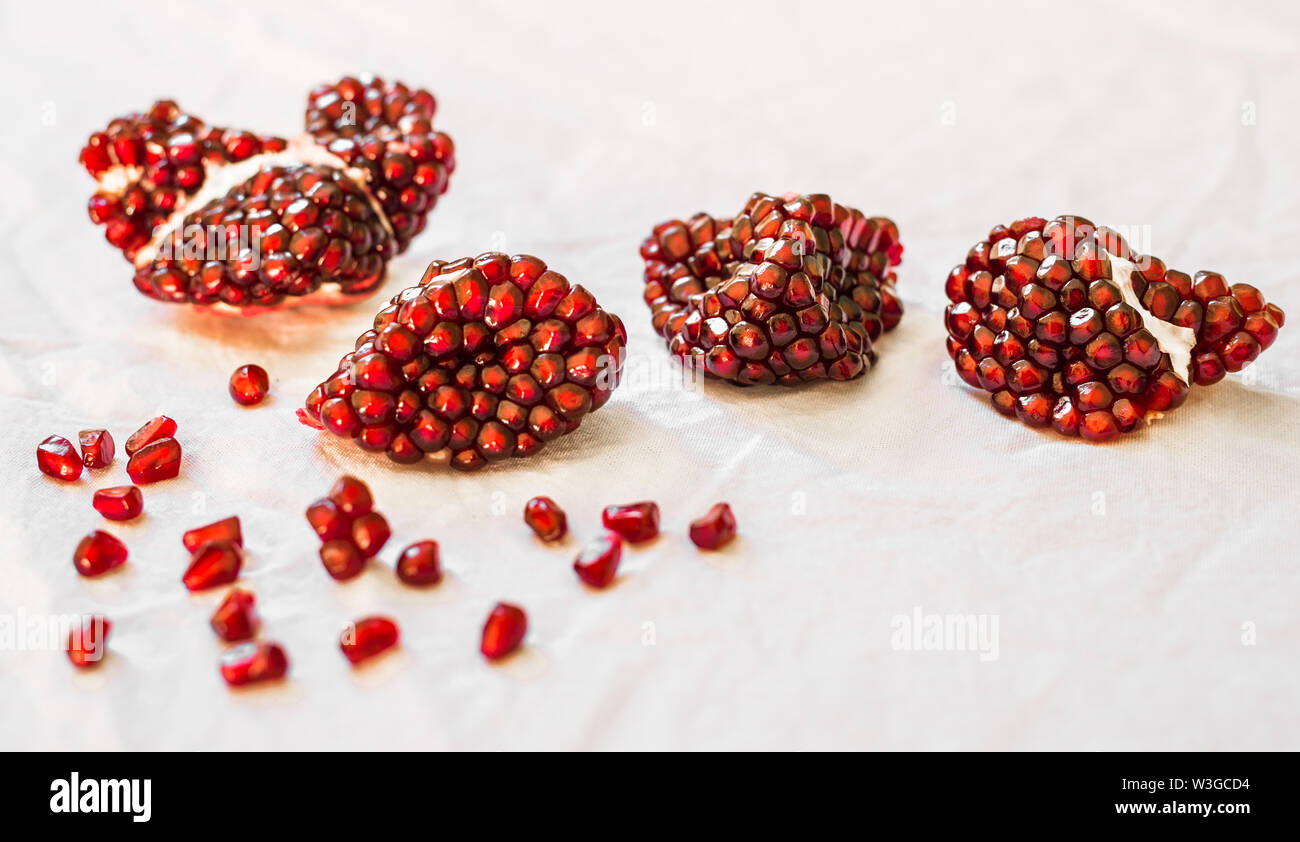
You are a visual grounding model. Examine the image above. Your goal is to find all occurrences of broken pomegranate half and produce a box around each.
[79,75,454,311]
[642,192,903,385]
[301,252,627,470]
[944,216,1285,441]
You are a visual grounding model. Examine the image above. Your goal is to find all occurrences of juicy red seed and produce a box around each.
[306,498,351,541]
[600,501,660,543]
[523,496,567,542]
[340,616,400,665]
[92,486,143,521]
[67,616,111,668]
[182,540,243,591]
[38,435,84,481]
[125,415,177,455]
[395,540,442,586]
[229,364,270,406]
[329,475,373,515]
[480,602,527,660]
[320,540,365,580]
[351,512,391,558]
[183,516,242,553]
[688,502,737,550]
[73,531,128,576]
[210,589,257,642]
[127,437,182,483]
[78,429,115,469]
[573,532,623,588]
[220,641,288,687]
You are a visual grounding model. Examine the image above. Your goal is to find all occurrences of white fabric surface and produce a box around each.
[2,0,1298,750]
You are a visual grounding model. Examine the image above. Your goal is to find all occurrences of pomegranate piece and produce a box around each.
[641,192,903,385]
[126,437,182,483]
[220,641,288,687]
[689,503,737,550]
[351,512,391,558]
[329,475,373,515]
[78,429,115,469]
[396,540,442,586]
[67,616,112,668]
[92,486,144,521]
[306,498,351,541]
[73,531,128,577]
[300,252,628,471]
[573,532,623,588]
[210,589,257,642]
[601,501,660,543]
[320,539,365,581]
[480,602,527,660]
[182,540,243,591]
[124,415,177,455]
[523,496,567,542]
[182,516,243,553]
[38,435,83,481]
[340,616,400,665]
[229,364,270,406]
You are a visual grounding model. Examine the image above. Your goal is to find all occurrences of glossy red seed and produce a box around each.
[125,415,177,455]
[126,437,182,483]
[523,496,567,541]
[229,364,270,406]
[210,589,257,642]
[689,503,737,550]
[395,540,441,586]
[480,602,527,660]
[573,532,623,588]
[92,486,143,521]
[320,539,365,580]
[67,616,111,668]
[601,501,660,543]
[340,616,400,665]
[305,498,350,541]
[220,641,288,687]
[38,435,83,481]
[183,516,242,553]
[78,429,115,469]
[351,512,390,558]
[73,531,128,576]
[182,540,243,591]
[329,475,373,515]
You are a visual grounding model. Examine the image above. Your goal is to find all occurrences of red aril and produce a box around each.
[127,437,182,483]
[329,475,373,515]
[481,602,527,660]
[125,415,177,455]
[182,540,243,591]
[523,496,567,542]
[92,486,143,521]
[573,532,623,588]
[601,501,660,543]
[210,589,257,641]
[220,641,288,686]
[183,516,242,553]
[689,503,737,549]
[229,364,270,406]
[396,540,441,586]
[340,616,400,665]
[351,512,390,558]
[78,429,115,468]
[305,498,350,541]
[320,539,365,580]
[38,435,83,481]
[73,531,128,576]
[67,616,111,668]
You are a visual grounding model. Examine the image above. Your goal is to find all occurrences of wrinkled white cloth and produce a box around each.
[1,0,1297,750]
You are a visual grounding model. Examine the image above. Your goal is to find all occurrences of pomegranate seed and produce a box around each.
[92,486,144,521]
[182,540,243,591]
[210,589,257,641]
[306,498,351,541]
[351,512,390,558]
[183,516,243,553]
[573,532,622,588]
[73,531,128,576]
[601,501,660,543]
[320,539,365,580]
[78,429,115,468]
[340,616,400,665]
[220,641,288,687]
[689,503,737,549]
[124,415,177,455]
[67,616,111,668]
[127,437,182,483]
[480,602,527,660]
[229,364,270,406]
[38,435,83,481]
[523,496,567,541]
[396,540,441,586]
[329,475,373,515]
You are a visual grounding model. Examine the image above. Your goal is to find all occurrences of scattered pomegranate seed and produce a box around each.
[124,415,177,455]
[220,641,288,687]
[182,540,243,591]
[601,501,660,543]
[340,616,400,665]
[320,540,365,581]
[351,512,391,558]
[573,532,623,588]
[229,364,270,406]
[689,503,737,550]
[78,429,115,469]
[481,602,527,660]
[396,540,442,586]
[92,486,144,521]
[210,589,257,642]
[523,496,567,541]
[38,435,83,481]
[126,437,182,483]
[67,616,111,668]
[306,498,350,541]
[329,475,373,515]
[182,516,243,553]
[73,531,128,577]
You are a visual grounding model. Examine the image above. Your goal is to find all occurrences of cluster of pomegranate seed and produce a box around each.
[182,517,244,591]
[80,74,455,309]
[229,364,270,406]
[305,476,391,580]
[642,192,903,385]
[122,415,183,483]
[945,216,1286,440]
[301,252,628,471]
